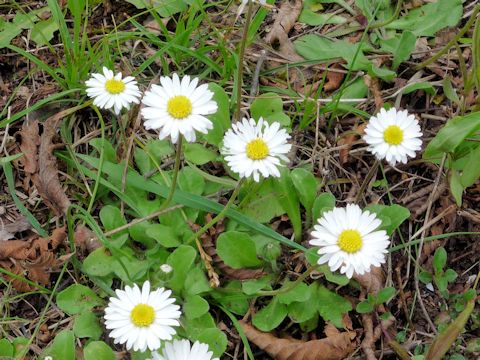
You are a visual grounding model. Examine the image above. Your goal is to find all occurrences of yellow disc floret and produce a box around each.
[105,79,126,95]
[338,230,363,253]
[130,304,155,327]
[383,125,404,145]
[167,95,193,119]
[246,138,269,160]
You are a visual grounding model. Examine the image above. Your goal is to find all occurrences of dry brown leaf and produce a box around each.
[239,320,357,360]
[74,225,102,254]
[19,120,40,174]
[324,64,345,92]
[265,0,303,63]
[0,227,68,291]
[353,266,384,295]
[19,114,71,216]
[337,123,367,165]
[0,216,31,240]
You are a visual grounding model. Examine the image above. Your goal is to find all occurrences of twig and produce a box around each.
[413,154,447,336]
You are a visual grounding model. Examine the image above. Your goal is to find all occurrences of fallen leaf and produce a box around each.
[74,225,102,254]
[0,227,68,291]
[337,123,367,165]
[19,113,71,216]
[239,320,356,360]
[0,216,31,240]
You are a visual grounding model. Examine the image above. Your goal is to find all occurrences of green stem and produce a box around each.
[234,0,254,122]
[162,136,183,209]
[192,178,245,242]
[415,4,480,71]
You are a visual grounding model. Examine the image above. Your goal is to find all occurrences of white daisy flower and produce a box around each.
[221,117,291,182]
[85,67,141,115]
[149,339,219,360]
[363,107,422,166]
[104,281,181,352]
[141,74,218,144]
[309,204,390,279]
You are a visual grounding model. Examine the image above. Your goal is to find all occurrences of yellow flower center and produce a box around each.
[246,138,269,160]
[338,230,363,253]
[130,304,155,327]
[167,95,193,119]
[104,79,125,95]
[383,125,404,145]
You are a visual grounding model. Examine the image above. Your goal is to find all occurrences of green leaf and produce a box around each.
[56,284,103,315]
[356,300,374,314]
[376,287,395,304]
[288,299,318,323]
[100,205,128,247]
[194,328,228,358]
[242,276,272,295]
[400,82,436,96]
[42,330,75,360]
[459,144,480,188]
[184,143,218,165]
[450,169,464,206]
[444,268,458,282]
[316,285,352,327]
[250,93,291,127]
[274,169,302,241]
[443,76,461,105]
[379,31,416,69]
[178,166,205,195]
[424,112,480,160]
[366,204,410,236]
[240,179,286,223]
[184,295,210,320]
[419,271,433,284]
[290,168,317,212]
[83,341,116,360]
[216,231,262,269]
[83,247,114,277]
[312,192,335,222]
[74,312,102,339]
[299,0,347,26]
[125,0,188,16]
[184,266,212,295]
[252,298,288,331]
[211,281,249,316]
[277,282,311,305]
[30,18,58,46]
[146,224,181,248]
[204,83,230,146]
[386,0,462,37]
[0,339,13,356]
[294,35,371,71]
[433,247,447,274]
[167,245,197,293]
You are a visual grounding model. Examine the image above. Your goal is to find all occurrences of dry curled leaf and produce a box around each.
[19,114,71,216]
[0,227,68,291]
[239,320,356,360]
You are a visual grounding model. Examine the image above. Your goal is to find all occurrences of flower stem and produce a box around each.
[234,0,254,122]
[194,178,245,242]
[162,136,183,209]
